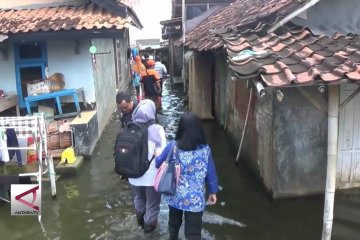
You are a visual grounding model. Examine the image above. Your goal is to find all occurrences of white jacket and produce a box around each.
[128,124,166,186]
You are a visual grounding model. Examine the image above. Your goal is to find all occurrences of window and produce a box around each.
[19,66,43,82]
[18,42,43,59]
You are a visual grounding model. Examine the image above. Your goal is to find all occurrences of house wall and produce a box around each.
[225,79,259,176]
[47,39,95,103]
[91,38,117,136]
[224,77,328,197]
[173,46,183,77]
[0,39,95,103]
[300,0,360,35]
[116,34,131,91]
[187,51,213,119]
[214,51,227,126]
[272,87,328,197]
[0,44,16,94]
[255,90,274,192]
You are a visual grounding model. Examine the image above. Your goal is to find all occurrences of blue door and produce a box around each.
[14,42,47,108]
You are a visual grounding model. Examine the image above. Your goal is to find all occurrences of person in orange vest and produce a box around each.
[132,56,146,102]
[141,59,161,110]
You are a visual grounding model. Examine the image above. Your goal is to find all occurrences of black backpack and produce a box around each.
[143,70,158,97]
[114,121,154,178]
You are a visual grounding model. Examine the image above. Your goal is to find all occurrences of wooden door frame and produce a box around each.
[14,41,48,108]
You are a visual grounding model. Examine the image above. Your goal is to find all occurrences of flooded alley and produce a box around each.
[1,81,360,239]
[1,0,360,239]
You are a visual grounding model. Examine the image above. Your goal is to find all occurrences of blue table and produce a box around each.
[24,88,81,115]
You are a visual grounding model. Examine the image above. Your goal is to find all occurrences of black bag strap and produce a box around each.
[145,120,155,127]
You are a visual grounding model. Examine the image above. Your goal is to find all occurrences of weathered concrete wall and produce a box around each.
[272,87,328,197]
[173,46,183,77]
[214,51,228,126]
[224,79,328,197]
[225,79,259,174]
[187,51,213,119]
[91,38,117,137]
[71,111,98,156]
[255,91,274,192]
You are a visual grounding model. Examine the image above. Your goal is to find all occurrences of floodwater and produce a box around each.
[1,81,360,240]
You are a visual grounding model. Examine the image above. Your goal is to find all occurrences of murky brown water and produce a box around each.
[1,81,360,239]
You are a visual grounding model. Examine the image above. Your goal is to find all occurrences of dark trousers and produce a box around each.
[168,206,203,240]
[135,86,140,97]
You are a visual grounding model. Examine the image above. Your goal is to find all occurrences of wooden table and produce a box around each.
[0,95,20,116]
[24,88,83,115]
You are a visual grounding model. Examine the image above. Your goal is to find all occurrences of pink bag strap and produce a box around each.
[154,161,168,192]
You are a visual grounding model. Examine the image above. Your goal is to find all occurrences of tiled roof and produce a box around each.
[0,2,134,34]
[223,26,360,87]
[177,0,303,51]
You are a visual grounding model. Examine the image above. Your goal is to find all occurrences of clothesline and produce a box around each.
[0,114,56,208]
[0,116,42,163]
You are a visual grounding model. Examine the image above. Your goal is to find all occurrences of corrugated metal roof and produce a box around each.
[177,0,303,51]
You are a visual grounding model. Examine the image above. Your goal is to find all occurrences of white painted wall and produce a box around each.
[0,45,16,94]
[47,39,95,103]
[91,38,117,136]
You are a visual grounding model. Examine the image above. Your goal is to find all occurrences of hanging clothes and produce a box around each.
[0,129,9,163]
[6,128,22,166]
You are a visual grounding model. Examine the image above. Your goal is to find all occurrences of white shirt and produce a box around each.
[128,124,166,186]
[154,62,167,79]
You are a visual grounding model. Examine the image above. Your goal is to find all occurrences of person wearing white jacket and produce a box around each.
[128,99,166,234]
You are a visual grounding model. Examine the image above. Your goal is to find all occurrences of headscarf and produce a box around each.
[132,99,162,147]
[132,56,145,74]
[146,59,155,68]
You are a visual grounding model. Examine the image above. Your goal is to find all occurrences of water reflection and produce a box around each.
[157,81,185,140]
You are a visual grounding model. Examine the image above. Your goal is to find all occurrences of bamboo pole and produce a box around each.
[235,87,253,164]
[321,85,339,240]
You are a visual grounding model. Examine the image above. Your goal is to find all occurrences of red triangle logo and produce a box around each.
[15,185,39,211]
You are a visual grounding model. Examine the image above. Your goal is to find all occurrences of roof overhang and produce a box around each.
[223,25,360,87]
[0,1,142,36]
[92,0,143,29]
[5,29,125,42]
